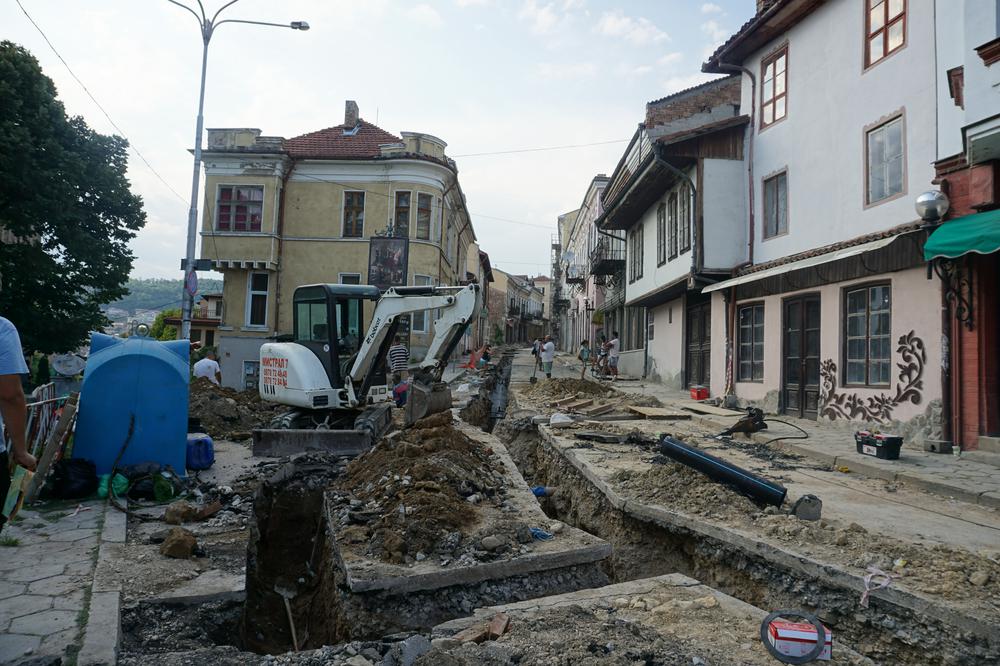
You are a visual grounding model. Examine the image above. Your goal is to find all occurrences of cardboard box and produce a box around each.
[767,620,832,661]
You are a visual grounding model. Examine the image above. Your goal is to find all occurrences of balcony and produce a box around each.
[564,264,587,284]
[589,236,625,276]
[507,305,522,318]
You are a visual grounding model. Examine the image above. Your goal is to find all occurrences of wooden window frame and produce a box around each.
[737,302,765,383]
[656,202,667,266]
[842,281,892,388]
[667,191,678,260]
[245,271,269,329]
[342,190,365,238]
[215,184,264,233]
[636,224,644,280]
[864,0,907,71]
[393,190,411,238]
[760,44,788,130]
[679,183,691,253]
[762,169,789,240]
[863,110,907,208]
[415,192,433,241]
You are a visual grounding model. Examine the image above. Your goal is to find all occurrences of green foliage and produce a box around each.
[150,308,180,341]
[493,324,504,344]
[0,536,20,547]
[33,354,50,385]
[0,42,147,353]
[108,277,223,314]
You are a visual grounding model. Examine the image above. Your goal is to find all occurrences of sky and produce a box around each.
[2,0,754,279]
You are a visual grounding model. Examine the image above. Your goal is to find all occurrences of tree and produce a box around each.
[150,308,180,341]
[0,42,147,353]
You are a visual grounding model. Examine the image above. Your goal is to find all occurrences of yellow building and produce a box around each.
[199,101,479,389]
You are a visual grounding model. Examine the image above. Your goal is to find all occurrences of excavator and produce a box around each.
[252,282,481,453]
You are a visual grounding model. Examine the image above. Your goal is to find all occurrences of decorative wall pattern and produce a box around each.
[819,331,926,422]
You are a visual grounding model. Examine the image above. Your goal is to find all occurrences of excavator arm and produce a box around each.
[343,283,482,422]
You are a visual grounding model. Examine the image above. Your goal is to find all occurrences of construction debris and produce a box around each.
[188,377,283,440]
[518,378,611,402]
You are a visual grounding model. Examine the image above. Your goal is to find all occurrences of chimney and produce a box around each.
[345,100,359,128]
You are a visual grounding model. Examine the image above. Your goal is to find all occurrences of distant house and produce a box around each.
[164,293,222,348]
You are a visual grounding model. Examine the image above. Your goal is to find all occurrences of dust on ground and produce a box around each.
[331,412,525,565]
[189,377,283,440]
[517,377,611,402]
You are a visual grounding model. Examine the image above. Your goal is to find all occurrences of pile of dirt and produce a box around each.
[519,378,612,402]
[188,377,283,440]
[331,412,511,564]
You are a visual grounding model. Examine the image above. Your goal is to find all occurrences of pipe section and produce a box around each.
[658,436,787,507]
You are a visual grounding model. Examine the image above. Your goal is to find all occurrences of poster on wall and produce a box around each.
[367,236,409,291]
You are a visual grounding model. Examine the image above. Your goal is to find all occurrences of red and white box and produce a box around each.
[767,620,832,661]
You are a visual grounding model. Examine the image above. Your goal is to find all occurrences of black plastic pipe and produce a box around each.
[658,436,787,507]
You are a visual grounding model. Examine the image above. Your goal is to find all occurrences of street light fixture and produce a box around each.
[915,190,950,226]
[167,0,309,341]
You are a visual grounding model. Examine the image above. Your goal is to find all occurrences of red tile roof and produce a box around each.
[283,120,402,160]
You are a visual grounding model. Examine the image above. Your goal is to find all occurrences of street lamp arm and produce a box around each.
[210,0,242,24]
[214,18,304,30]
[165,0,204,26]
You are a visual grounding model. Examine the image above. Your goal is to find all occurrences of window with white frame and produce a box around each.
[394,191,411,237]
[343,191,365,237]
[679,184,691,253]
[411,275,433,332]
[845,284,892,386]
[763,171,788,238]
[656,202,666,266]
[416,193,432,240]
[339,273,361,285]
[667,192,678,259]
[246,272,269,328]
[216,185,264,232]
[866,116,904,205]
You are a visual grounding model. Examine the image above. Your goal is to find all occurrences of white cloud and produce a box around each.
[407,4,444,28]
[701,3,723,14]
[594,10,669,45]
[561,0,586,10]
[518,1,560,34]
[657,52,683,67]
[632,64,653,75]
[455,0,490,7]
[701,19,729,43]
[537,61,597,79]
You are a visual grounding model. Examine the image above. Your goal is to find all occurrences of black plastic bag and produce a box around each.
[48,459,99,499]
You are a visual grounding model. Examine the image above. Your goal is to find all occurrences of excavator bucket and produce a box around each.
[405,380,453,425]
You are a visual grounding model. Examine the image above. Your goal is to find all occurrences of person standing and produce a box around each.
[540,335,556,379]
[193,350,222,385]
[388,335,410,384]
[607,331,620,381]
[0,316,35,534]
[577,340,591,380]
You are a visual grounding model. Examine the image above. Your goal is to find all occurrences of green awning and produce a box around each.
[924,208,1000,261]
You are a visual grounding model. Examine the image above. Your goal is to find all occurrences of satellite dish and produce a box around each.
[51,354,86,377]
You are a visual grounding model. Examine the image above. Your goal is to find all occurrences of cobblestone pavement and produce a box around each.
[0,499,105,664]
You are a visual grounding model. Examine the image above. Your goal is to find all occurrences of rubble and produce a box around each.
[159,527,197,559]
[517,377,611,402]
[189,377,284,440]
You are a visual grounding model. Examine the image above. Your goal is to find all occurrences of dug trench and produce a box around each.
[467,382,999,665]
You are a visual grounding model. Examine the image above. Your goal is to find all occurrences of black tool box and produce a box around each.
[855,431,903,460]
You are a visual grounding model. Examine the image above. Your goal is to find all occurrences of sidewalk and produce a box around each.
[550,352,1000,509]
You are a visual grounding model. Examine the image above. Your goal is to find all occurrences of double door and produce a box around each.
[685,301,711,387]
[782,295,821,419]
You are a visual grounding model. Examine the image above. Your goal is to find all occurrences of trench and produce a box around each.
[461,362,998,666]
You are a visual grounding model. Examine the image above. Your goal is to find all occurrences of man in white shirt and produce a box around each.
[540,335,556,379]
[193,350,222,385]
[0,316,33,534]
[607,331,620,381]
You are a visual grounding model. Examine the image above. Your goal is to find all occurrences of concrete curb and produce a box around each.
[77,501,124,666]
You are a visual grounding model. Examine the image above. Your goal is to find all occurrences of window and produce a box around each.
[866,0,906,68]
[866,116,904,205]
[628,226,644,282]
[761,47,787,127]
[679,184,691,253]
[656,203,667,266]
[295,300,329,342]
[246,272,269,328]
[845,284,892,385]
[343,191,365,237]
[213,300,223,317]
[763,171,788,238]
[647,310,655,341]
[339,273,361,285]
[204,330,215,347]
[394,191,411,237]
[737,304,765,382]
[412,275,433,332]
[216,186,263,232]
[667,192,678,259]
[416,193,432,240]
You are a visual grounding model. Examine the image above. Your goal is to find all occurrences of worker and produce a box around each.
[193,350,222,385]
[540,334,556,379]
[387,335,409,384]
[0,316,35,534]
[607,331,620,381]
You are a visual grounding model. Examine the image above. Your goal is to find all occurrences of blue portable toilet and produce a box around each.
[73,332,190,475]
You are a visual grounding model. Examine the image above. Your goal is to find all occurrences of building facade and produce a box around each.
[199,101,479,390]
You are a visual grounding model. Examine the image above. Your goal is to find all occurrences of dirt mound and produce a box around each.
[188,377,282,440]
[519,378,611,402]
[332,413,509,564]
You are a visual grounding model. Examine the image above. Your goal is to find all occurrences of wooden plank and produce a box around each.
[678,401,743,417]
[579,403,616,416]
[563,399,595,411]
[25,394,79,503]
[550,394,581,408]
[626,405,692,420]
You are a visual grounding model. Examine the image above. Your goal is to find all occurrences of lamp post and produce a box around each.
[915,190,950,228]
[168,0,309,340]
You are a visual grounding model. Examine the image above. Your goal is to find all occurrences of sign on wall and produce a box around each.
[367,236,409,291]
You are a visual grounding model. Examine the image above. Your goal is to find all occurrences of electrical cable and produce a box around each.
[759,418,810,446]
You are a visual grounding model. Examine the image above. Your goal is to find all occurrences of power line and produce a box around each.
[451,138,629,158]
[15,0,189,207]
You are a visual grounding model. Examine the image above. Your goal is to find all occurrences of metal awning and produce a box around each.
[924,208,1000,261]
[702,234,907,294]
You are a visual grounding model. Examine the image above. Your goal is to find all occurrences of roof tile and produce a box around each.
[283,119,402,160]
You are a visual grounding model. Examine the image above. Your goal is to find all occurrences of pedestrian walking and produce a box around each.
[540,335,556,379]
[607,330,620,381]
[577,340,591,380]
[387,335,410,384]
[0,317,35,534]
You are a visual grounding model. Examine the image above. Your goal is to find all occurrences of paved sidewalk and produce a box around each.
[0,499,105,663]
[547,351,1000,509]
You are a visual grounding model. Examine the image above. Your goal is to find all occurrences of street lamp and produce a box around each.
[915,190,950,227]
[168,0,309,341]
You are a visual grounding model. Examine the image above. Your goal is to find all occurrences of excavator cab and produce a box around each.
[291,284,384,393]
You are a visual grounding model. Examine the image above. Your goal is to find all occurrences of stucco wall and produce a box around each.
[646,295,685,388]
[702,158,748,270]
[618,349,644,378]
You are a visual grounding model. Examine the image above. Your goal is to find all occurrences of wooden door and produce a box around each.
[685,301,711,387]
[782,295,821,418]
